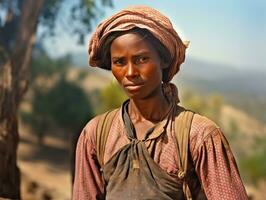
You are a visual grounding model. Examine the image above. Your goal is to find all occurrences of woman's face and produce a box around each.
[110,32,164,100]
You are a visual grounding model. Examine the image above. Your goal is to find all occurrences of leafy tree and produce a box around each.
[31,46,71,79]
[26,52,75,143]
[20,52,94,182]
[43,77,92,133]
[240,137,266,183]
[31,76,94,182]
[0,0,112,198]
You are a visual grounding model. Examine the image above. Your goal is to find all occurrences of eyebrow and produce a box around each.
[111,57,123,61]
[111,50,150,59]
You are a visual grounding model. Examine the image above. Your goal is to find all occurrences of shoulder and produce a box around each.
[190,113,219,139]
[189,113,221,156]
[77,115,101,147]
[81,108,121,143]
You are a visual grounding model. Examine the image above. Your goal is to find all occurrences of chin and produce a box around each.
[126,92,157,101]
[124,90,144,100]
[126,92,143,99]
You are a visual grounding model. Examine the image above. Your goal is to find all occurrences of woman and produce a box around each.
[73,6,248,200]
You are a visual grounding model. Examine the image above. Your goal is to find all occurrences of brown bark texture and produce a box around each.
[0,0,44,198]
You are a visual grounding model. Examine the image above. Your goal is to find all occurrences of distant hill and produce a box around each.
[177,58,266,96]
[71,52,266,122]
[72,52,266,95]
[175,58,266,123]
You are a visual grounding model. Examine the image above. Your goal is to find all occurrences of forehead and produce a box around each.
[110,32,155,55]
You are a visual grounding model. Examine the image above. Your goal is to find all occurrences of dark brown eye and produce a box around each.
[136,56,149,64]
[113,58,126,66]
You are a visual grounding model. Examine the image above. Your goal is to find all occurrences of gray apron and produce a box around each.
[100,103,206,200]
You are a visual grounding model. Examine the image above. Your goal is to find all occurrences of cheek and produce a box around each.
[143,64,163,81]
[111,66,123,83]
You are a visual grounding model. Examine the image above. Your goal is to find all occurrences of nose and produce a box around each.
[125,62,138,79]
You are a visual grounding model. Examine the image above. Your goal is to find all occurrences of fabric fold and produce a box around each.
[88,5,187,83]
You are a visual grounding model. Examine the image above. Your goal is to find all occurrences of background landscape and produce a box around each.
[17,51,266,199]
[0,0,265,199]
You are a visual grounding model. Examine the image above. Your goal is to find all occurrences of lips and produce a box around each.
[123,83,144,91]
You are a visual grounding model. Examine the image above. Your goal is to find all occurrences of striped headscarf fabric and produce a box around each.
[88,5,188,83]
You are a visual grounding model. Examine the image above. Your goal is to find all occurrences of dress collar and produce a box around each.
[121,99,175,141]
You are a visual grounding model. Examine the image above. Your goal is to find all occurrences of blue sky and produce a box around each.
[44,0,266,70]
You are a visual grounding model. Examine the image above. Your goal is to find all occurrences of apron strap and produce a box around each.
[96,109,119,167]
[96,105,194,199]
[175,106,194,200]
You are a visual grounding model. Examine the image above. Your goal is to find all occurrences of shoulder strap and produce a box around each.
[96,109,119,167]
[174,106,194,200]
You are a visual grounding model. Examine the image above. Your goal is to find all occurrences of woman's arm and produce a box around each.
[191,119,249,199]
[72,118,105,200]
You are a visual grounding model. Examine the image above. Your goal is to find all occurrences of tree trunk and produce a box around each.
[0,0,44,198]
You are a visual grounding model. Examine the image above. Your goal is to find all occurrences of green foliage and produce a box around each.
[29,76,93,137]
[23,88,55,143]
[181,91,207,113]
[77,70,88,81]
[239,137,266,183]
[21,53,94,138]
[97,81,127,113]
[227,119,239,141]
[45,77,92,131]
[39,0,64,36]
[0,0,113,48]
[31,49,71,80]
[39,0,113,43]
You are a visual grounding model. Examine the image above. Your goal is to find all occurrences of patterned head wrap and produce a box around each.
[89,5,188,81]
[88,6,189,102]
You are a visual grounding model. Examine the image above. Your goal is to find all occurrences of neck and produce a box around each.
[128,90,171,123]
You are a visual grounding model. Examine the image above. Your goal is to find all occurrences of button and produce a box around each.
[178,170,185,179]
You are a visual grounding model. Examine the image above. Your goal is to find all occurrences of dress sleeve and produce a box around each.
[192,126,249,200]
[72,117,105,200]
